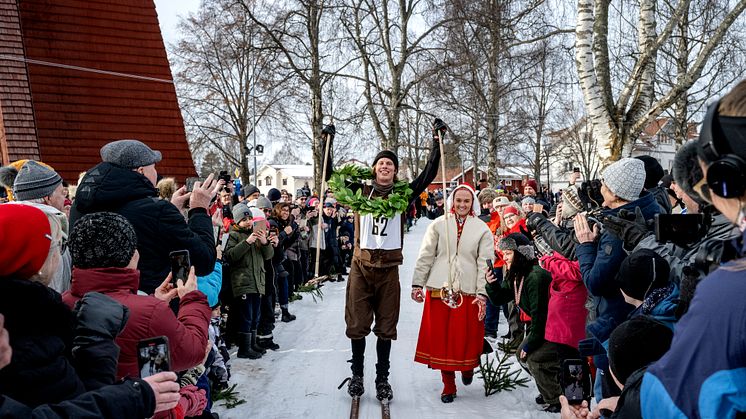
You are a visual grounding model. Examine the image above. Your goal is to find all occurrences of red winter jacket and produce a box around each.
[540,253,588,349]
[62,267,211,380]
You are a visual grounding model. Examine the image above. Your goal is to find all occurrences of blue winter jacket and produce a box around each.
[641,228,746,419]
[576,191,660,344]
[197,261,223,308]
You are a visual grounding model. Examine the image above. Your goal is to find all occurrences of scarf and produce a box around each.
[454,215,467,245]
[372,180,395,196]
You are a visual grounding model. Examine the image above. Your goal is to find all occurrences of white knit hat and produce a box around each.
[601,158,646,202]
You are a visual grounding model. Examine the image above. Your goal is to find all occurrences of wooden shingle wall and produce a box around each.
[0,0,40,163]
[1,0,196,182]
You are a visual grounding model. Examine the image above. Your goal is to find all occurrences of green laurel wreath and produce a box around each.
[328,165,413,218]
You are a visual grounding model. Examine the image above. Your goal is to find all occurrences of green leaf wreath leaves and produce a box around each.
[328,165,412,218]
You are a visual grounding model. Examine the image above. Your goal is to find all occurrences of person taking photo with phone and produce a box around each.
[224,204,274,359]
[70,139,218,295]
[484,233,561,413]
[0,205,181,417]
[62,212,211,380]
[411,184,493,403]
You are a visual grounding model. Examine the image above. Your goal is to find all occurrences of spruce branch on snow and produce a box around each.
[297,284,324,303]
[478,349,530,396]
[211,383,247,409]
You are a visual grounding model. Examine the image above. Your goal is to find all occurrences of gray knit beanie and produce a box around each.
[232,203,252,222]
[521,197,536,206]
[13,161,63,201]
[256,196,272,210]
[601,158,646,202]
[100,139,162,169]
[498,233,536,260]
[69,212,137,269]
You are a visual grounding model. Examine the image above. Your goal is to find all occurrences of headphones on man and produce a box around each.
[698,100,746,198]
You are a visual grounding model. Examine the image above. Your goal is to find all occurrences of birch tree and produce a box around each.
[575,0,746,163]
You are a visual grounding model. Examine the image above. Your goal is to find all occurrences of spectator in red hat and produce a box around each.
[0,204,180,417]
[524,180,538,197]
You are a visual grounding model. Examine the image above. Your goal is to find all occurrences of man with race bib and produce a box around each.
[329,119,445,402]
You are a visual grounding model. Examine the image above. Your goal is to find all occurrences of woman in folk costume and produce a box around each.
[411,184,494,403]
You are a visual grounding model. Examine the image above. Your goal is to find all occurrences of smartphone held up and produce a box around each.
[560,359,592,405]
[169,250,191,286]
[137,336,170,378]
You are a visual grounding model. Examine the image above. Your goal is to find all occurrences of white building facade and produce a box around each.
[255,164,314,197]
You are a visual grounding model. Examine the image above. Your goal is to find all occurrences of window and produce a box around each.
[282,178,288,186]
[258,180,262,186]
[265,176,272,186]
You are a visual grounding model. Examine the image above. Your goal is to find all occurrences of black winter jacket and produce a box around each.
[529,213,578,260]
[0,379,155,418]
[610,367,644,418]
[0,279,116,407]
[70,163,217,294]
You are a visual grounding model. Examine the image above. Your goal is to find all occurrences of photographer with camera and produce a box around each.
[640,81,746,419]
[572,158,660,401]
[602,141,740,320]
[525,183,586,261]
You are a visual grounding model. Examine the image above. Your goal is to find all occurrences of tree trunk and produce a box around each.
[673,11,690,146]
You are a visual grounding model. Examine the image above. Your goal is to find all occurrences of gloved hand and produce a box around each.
[577,337,606,357]
[73,292,129,347]
[432,118,447,142]
[526,211,546,231]
[320,124,336,155]
[321,123,336,137]
[602,206,651,250]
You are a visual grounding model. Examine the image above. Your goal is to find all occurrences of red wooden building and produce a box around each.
[0,0,195,182]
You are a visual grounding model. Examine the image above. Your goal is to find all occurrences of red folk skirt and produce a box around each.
[414,290,485,371]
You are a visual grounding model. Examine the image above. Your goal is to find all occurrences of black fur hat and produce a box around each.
[672,141,708,207]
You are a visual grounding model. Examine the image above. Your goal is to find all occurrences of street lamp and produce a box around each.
[247,144,264,186]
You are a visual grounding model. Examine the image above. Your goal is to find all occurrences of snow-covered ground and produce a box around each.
[214,218,557,419]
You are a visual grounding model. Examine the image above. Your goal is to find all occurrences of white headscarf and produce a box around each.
[446,184,481,216]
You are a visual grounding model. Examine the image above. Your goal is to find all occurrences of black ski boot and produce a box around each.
[250,331,266,355]
[375,375,393,401]
[281,307,296,322]
[257,333,280,351]
[338,375,364,397]
[237,333,262,359]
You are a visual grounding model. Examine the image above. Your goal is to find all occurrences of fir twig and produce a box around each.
[211,383,247,409]
[478,350,530,397]
[297,283,324,303]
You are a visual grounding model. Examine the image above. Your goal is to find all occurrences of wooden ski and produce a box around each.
[380,399,391,419]
[349,395,361,419]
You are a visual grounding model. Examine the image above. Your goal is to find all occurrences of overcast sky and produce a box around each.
[153,0,201,47]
